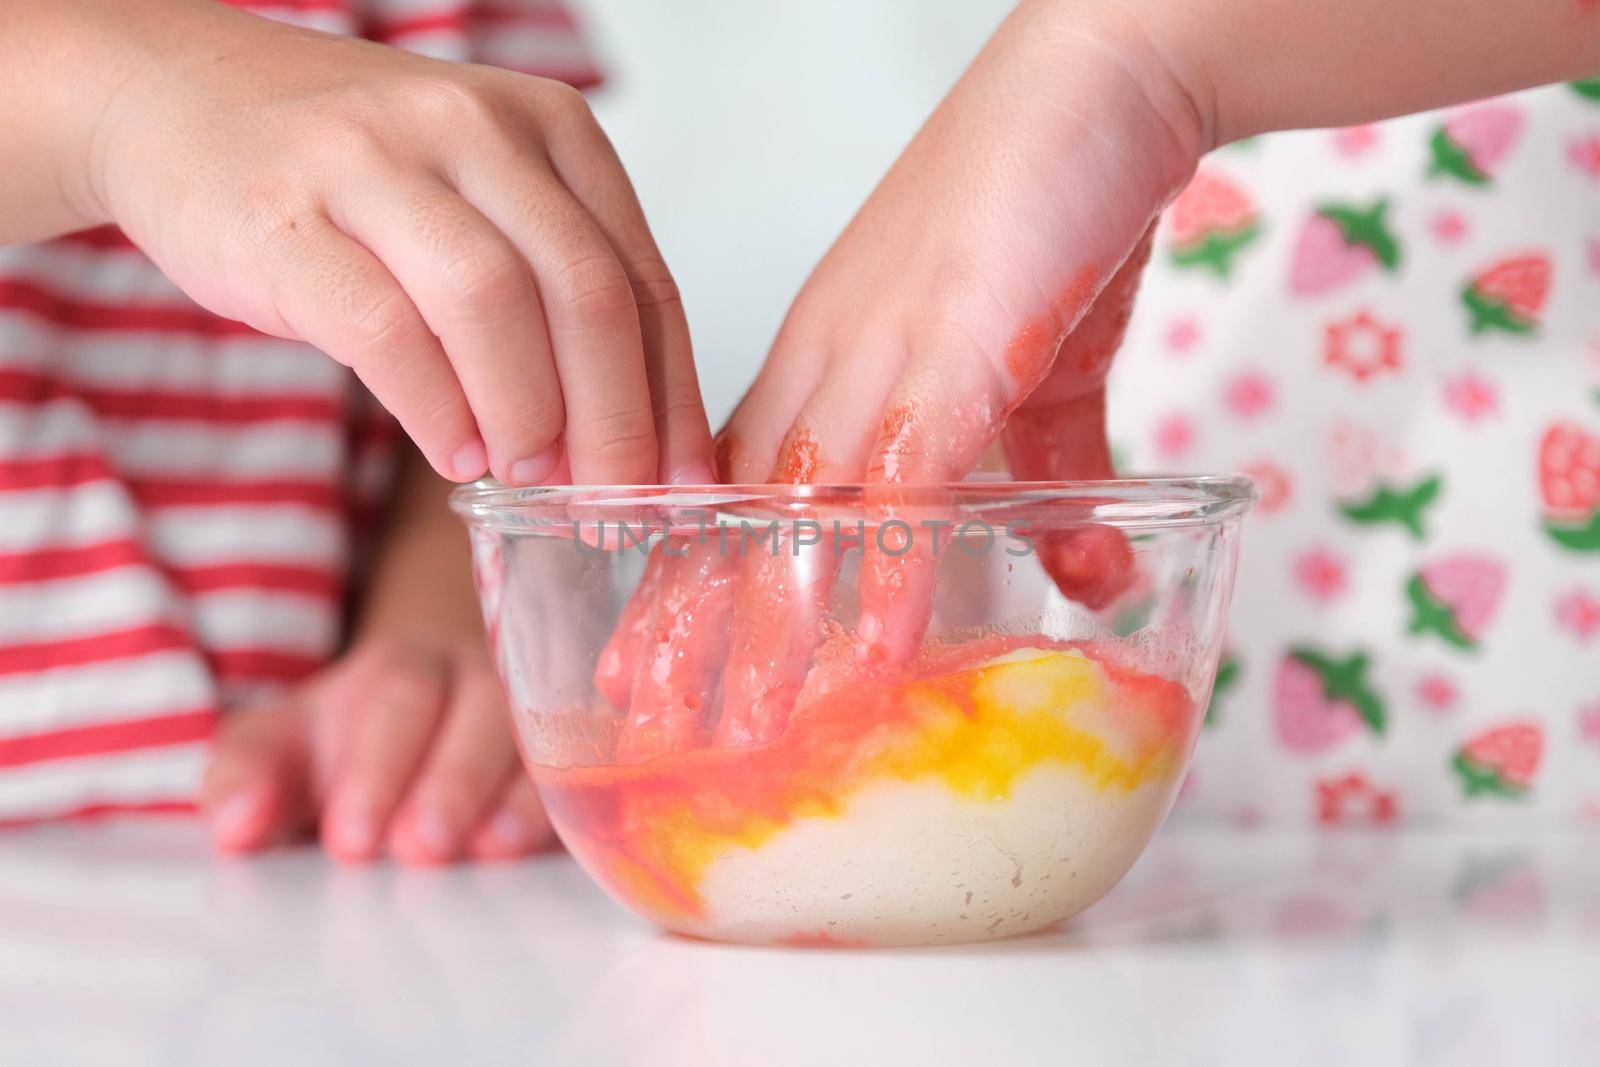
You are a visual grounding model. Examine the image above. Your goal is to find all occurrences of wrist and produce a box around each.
[1014,0,1212,192]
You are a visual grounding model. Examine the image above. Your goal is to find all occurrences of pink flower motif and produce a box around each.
[1165,315,1203,356]
[1239,460,1292,514]
[1417,673,1459,713]
[1153,413,1196,461]
[1556,588,1600,642]
[1324,309,1404,382]
[1293,547,1348,602]
[1569,134,1600,179]
[1442,372,1499,422]
[1430,210,1470,245]
[1331,124,1380,158]
[1579,703,1600,747]
[1222,371,1275,420]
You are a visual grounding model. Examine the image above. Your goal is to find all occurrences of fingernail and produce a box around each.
[452,440,488,482]
[325,796,380,862]
[411,807,457,860]
[508,443,561,487]
[669,461,717,486]
[212,792,265,853]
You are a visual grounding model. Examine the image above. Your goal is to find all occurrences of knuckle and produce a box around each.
[627,258,682,311]
[582,406,656,467]
[551,254,637,323]
[538,81,593,125]
[650,378,706,426]
[347,285,424,355]
[504,390,565,445]
[405,76,509,132]
[440,243,529,313]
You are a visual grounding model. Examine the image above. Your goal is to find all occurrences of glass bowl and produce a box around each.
[452,476,1254,947]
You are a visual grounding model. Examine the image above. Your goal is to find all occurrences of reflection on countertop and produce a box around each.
[2,821,1597,1067]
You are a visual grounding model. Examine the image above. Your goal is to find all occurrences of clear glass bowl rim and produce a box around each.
[450,474,1257,534]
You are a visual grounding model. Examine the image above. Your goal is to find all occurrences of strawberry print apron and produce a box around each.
[1112,81,1600,824]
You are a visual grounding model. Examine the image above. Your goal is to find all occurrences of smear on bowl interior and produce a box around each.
[534,632,1196,947]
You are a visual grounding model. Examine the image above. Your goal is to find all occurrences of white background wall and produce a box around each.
[580,0,1014,424]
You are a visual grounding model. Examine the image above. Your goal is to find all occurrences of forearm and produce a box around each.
[0,0,243,244]
[1128,0,1600,147]
[2,1,130,241]
[355,442,483,643]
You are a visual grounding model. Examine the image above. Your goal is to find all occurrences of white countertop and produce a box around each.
[3,820,1597,1067]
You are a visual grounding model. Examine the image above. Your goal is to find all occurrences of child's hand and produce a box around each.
[86,0,712,486]
[199,441,545,865]
[716,1,1198,486]
[200,632,550,865]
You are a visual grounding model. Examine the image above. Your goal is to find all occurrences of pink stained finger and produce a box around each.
[1001,228,1157,609]
[614,539,739,764]
[713,535,840,748]
[712,429,843,748]
[855,401,979,670]
[593,545,666,712]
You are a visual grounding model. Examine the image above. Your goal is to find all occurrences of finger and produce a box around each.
[715,316,838,484]
[593,544,666,711]
[615,538,738,763]
[469,772,555,862]
[712,420,864,748]
[319,645,451,863]
[1002,228,1156,609]
[855,350,1001,667]
[539,96,715,484]
[714,539,840,746]
[330,177,566,486]
[456,155,658,485]
[268,214,486,482]
[388,651,519,866]
[200,698,315,854]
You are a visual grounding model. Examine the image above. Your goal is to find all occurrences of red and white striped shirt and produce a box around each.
[0,0,600,824]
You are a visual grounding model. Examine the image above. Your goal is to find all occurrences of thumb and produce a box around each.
[199,694,315,854]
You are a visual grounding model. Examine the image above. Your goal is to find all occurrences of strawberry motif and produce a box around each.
[1288,199,1401,296]
[1452,722,1543,799]
[1168,169,1262,278]
[1427,103,1523,185]
[1338,472,1442,540]
[1274,647,1385,753]
[1573,78,1600,103]
[1461,253,1551,336]
[1538,422,1600,551]
[1405,553,1506,650]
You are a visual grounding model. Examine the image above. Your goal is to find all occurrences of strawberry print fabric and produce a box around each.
[1111,82,1600,825]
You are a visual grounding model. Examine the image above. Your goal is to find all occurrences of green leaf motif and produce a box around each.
[1451,751,1527,800]
[1405,574,1476,650]
[1318,199,1401,270]
[1426,128,1489,185]
[1171,222,1262,279]
[1462,284,1537,337]
[1338,474,1442,540]
[1542,512,1600,553]
[1572,78,1600,102]
[1289,646,1386,736]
